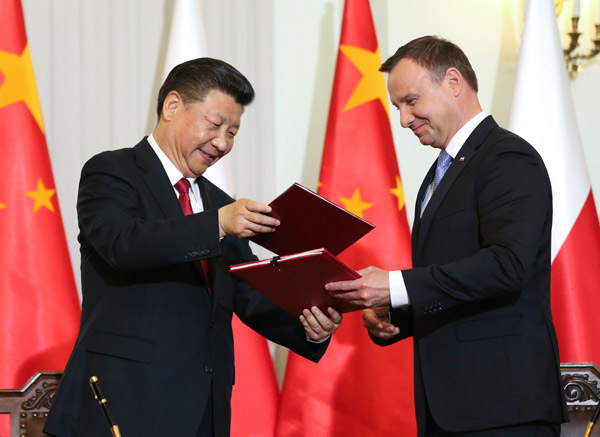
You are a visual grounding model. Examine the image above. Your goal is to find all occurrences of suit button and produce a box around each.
[208,322,213,329]
[204,365,212,373]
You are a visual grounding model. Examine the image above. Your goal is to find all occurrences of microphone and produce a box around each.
[89,376,122,437]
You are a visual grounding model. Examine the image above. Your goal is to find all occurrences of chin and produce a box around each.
[190,160,211,176]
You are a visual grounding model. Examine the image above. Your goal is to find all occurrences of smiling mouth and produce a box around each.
[412,124,425,136]
[199,148,217,163]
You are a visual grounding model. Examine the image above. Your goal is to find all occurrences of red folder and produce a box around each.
[249,182,374,256]
[230,183,375,316]
[229,248,364,315]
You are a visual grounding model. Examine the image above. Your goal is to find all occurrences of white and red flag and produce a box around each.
[161,1,279,435]
[508,0,600,364]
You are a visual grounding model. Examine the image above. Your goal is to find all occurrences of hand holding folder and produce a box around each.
[230,183,374,316]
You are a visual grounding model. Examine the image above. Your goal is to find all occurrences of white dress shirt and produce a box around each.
[147,133,204,213]
[389,112,489,308]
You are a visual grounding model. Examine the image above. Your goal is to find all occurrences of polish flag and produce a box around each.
[161,1,279,435]
[508,0,600,364]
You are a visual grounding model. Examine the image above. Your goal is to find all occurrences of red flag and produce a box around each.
[230,316,279,436]
[508,0,600,364]
[275,0,416,435]
[0,0,81,432]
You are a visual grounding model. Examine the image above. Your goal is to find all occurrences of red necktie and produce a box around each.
[174,178,212,294]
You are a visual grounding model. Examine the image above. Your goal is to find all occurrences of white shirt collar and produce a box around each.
[444,111,488,158]
[147,133,202,206]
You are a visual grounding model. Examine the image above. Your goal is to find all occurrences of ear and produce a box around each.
[445,67,464,97]
[162,91,183,121]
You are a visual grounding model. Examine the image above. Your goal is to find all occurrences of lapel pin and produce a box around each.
[459,157,465,162]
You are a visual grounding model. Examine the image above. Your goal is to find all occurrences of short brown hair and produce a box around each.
[380,36,478,92]
[156,57,255,118]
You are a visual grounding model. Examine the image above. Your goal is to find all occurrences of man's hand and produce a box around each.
[299,306,343,342]
[325,266,391,309]
[363,307,400,339]
[218,198,280,238]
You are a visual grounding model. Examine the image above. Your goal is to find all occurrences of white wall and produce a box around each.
[21,0,600,294]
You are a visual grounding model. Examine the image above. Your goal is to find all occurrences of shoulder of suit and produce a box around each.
[477,126,546,168]
[86,147,134,165]
[492,126,536,149]
[82,142,140,176]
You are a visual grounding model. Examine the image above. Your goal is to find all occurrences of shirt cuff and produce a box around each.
[389,270,410,308]
[307,335,329,344]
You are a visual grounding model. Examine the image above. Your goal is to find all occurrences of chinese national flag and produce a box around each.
[0,0,81,432]
[508,0,600,364]
[275,0,416,435]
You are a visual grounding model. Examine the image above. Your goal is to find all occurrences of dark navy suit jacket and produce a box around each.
[45,138,327,437]
[374,117,568,434]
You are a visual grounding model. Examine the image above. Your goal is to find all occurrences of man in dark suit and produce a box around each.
[44,58,342,437]
[325,36,568,436]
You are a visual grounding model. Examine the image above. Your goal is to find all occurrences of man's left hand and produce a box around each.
[300,306,343,341]
[325,266,391,309]
[363,307,400,339]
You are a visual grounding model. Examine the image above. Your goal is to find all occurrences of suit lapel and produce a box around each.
[196,177,222,306]
[413,116,498,260]
[134,138,215,300]
[197,177,216,261]
[197,177,218,211]
[411,161,436,251]
[134,138,183,219]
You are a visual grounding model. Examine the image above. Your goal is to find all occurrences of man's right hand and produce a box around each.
[218,198,280,238]
[363,307,400,339]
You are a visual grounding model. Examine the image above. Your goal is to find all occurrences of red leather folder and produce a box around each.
[230,183,375,316]
[249,182,374,256]
[229,248,364,315]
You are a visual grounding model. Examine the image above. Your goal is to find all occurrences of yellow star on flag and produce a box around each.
[25,178,55,213]
[390,176,405,211]
[554,0,564,15]
[339,188,373,219]
[339,44,389,114]
[0,44,44,132]
[0,202,6,209]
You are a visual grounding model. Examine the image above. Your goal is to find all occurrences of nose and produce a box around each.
[399,107,414,129]
[211,131,231,153]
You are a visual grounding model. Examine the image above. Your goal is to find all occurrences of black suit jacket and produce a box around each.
[44,138,327,437]
[374,117,568,434]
